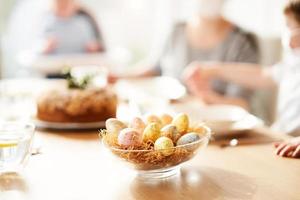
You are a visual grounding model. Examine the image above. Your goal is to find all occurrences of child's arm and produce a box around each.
[183,62,277,90]
[185,73,250,110]
[274,137,300,158]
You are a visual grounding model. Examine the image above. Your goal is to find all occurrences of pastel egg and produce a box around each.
[146,115,162,127]
[176,132,200,146]
[160,125,181,142]
[105,118,127,135]
[118,128,142,148]
[154,137,174,156]
[142,123,161,142]
[160,114,173,126]
[192,123,210,137]
[129,117,146,133]
[172,113,189,134]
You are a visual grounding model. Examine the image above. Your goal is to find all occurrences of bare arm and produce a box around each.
[203,62,277,90]
[185,72,250,110]
[183,62,278,109]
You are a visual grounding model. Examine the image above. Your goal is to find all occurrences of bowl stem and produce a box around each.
[136,166,181,180]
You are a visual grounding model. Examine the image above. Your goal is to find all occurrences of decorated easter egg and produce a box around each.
[176,132,200,146]
[160,114,173,127]
[142,123,161,142]
[154,137,174,156]
[106,118,127,135]
[129,117,146,133]
[192,123,210,137]
[118,128,142,148]
[146,115,162,127]
[172,113,189,134]
[160,124,181,142]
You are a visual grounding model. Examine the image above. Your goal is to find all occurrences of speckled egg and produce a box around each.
[172,113,189,134]
[118,128,142,147]
[192,123,210,137]
[146,115,162,128]
[176,132,200,146]
[160,124,181,143]
[129,117,146,133]
[142,123,161,142]
[154,137,174,156]
[160,114,173,127]
[105,118,127,135]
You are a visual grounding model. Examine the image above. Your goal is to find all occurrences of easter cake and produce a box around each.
[37,73,117,123]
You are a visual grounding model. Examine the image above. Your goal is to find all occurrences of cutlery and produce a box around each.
[31,146,42,156]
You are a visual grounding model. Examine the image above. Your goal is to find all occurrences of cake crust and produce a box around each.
[37,86,117,123]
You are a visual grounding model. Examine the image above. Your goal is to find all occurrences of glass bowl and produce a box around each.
[102,126,211,179]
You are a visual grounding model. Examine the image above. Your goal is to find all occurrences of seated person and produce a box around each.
[183,0,300,158]
[39,0,105,55]
[139,0,259,110]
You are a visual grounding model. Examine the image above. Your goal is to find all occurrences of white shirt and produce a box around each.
[272,53,300,135]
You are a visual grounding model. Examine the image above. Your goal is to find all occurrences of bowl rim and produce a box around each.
[102,126,212,153]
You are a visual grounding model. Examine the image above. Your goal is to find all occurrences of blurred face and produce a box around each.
[285,13,300,49]
[198,0,226,19]
[53,0,77,18]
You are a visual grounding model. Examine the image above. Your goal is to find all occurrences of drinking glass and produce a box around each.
[0,122,35,173]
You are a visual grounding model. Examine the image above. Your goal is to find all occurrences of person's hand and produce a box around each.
[86,41,103,53]
[182,62,217,99]
[42,37,58,54]
[107,73,120,84]
[274,137,300,158]
[182,62,249,109]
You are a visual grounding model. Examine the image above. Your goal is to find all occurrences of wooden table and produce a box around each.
[0,128,299,200]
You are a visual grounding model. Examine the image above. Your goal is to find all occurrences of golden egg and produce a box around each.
[160,124,181,143]
[192,123,210,137]
[129,117,146,133]
[172,113,189,134]
[160,114,173,127]
[154,137,174,156]
[105,118,127,135]
[142,123,161,142]
[146,115,162,128]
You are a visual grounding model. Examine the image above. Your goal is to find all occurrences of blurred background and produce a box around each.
[0,0,285,78]
[0,0,287,124]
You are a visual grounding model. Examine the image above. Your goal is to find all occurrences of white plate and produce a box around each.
[170,103,264,135]
[115,76,187,101]
[198,105,248,122]
[34,119,105,130]
[209,114,264,136]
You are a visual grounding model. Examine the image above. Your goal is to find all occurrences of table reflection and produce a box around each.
[0,172,29,200]
[125,167,257,200]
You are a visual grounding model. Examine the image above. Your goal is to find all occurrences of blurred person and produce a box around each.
[38,0,105,55]
[161,0,258,76]
[184,0,300,158]
[163,0,259,110]
[124,0,259,109]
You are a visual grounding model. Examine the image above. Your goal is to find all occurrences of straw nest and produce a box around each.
[100,130,203,170]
